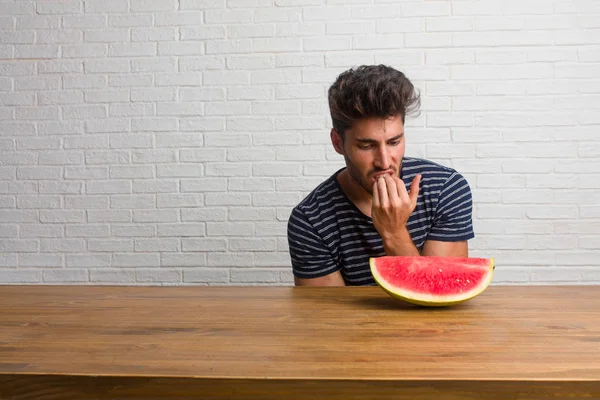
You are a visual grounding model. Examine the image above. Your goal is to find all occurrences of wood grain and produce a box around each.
[0,285,599,399]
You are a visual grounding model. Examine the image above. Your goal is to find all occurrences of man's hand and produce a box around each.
[372,173,421,255]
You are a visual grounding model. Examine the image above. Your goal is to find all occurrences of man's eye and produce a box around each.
[358,144,371,150]
[389,141,400,146]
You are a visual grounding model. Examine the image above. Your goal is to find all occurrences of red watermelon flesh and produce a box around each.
[370,256,494,306]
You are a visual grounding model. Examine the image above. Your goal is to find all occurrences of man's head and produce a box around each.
[327,65,420,194]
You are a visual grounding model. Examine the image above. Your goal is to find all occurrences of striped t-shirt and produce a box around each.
[287,157,475,286]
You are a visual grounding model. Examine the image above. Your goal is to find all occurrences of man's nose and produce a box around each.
[375,147,391,170]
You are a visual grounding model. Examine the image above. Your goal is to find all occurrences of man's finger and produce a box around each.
[376,176,388,208]
[393,174,409,203]
[409,174,422,206]
[383,174,400,205]
[372,179,380,208]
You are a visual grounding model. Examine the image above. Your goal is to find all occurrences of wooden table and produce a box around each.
[0,285,598,400]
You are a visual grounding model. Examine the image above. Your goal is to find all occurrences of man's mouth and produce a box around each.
[371,170,394,183]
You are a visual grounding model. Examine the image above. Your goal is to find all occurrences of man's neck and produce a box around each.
[337,169,373,218]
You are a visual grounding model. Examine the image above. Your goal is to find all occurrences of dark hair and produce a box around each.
[327,65,421,135]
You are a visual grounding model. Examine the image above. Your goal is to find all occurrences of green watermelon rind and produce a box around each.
[369,256,495,307]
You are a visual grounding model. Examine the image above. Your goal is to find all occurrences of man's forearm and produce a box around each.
[380,226,420,256]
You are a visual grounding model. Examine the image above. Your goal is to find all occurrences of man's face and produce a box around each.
[332,116,406,195]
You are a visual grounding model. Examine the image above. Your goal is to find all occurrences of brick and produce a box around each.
[155,12,204,26]
[183,268,228,283]
[180,178,226,193]
[132,27,177,42]
[179,0,223,8]
[0,30,35,45]
[205,192,251,206]
[155,133,204,148]
[133,179,177,194]
[0,269,41,283]
[557,252,600,268]
[110,104,154,117]
[110,194,155,209]
[304,36,352,51]
[87,210,131,222]
[136,269,181,283]
[276,22,324,38]
[353,34,405,50]
[454,31,554,47]
[131,0,176,12]
[86,181,132,195]
[19,254,63,268]
[64,195,108,209]
[163,254,207,268]
[181,207,227,222]
[208,252,254,267]
[229,207,275,221]
[204,132,250,147]
[157,223,205,237]
[88,240,133,252]
[0,93,34,106]
[158,41,205,56]
[135,238,179,252]
[90,269,136,283]
[156,164,204,178]
[227,147,276,161]
[205,162,251,177]
[43,269,88,283]
[132,209,177,224]
[17,195,61,209]
[110,134,153,149]
[182,238,227,252]
[0,61,35,76]
[526,174,577,189]
[205,9,252,23]
[253,162,302,176]
[66,224,110,238]
[15,45,60,59]
[426,17,472,32]
[0,239,38,252]
[112,224,156,238]
[131,57,178,73]
[0,195,15,208]
[253,192,300,206]
[64,135,109,149]
[132,150,176,164]
[131,118,177,132]
[39,181,82,195]
[109,14,152,28]
[40,239,86,252]
[0,254,17,268]
[0,181,38,195]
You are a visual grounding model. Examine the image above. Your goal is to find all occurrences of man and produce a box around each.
[287,65,475,286]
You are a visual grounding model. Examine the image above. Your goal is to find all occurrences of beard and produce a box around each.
[343,154,400,196]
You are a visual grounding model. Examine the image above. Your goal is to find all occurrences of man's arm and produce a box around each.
[288,207,343,287]
[373,172,473,258]
[421,239,468,257]
[294,270,345,286]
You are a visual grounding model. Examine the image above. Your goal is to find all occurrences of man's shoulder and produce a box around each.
[403,157,472,199]
[402,157,460,178]
[291,168,344,217]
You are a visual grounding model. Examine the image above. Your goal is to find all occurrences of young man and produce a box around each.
[287,65,475,286]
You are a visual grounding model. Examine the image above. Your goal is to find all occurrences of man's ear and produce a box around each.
[330,129,344,155]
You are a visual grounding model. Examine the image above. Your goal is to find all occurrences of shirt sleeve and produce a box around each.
[287,206,341,279]
[427,171,475,242]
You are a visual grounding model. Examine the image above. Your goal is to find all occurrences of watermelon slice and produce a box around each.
[369,256,495,307]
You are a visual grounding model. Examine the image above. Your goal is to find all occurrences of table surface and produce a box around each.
[0,285,599,399]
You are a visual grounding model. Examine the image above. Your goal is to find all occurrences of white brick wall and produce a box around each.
[0,0,599,286]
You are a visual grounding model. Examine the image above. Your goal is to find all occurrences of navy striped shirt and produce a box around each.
[287,157,475,286]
